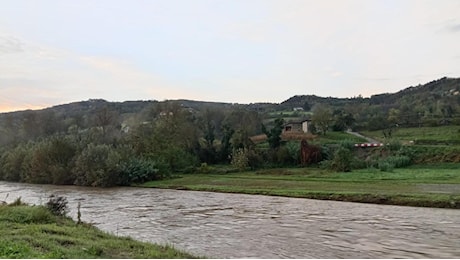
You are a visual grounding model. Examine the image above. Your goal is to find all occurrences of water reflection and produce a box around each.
[1,181,459,258]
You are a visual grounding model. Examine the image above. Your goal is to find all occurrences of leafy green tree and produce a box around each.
[223,108,262,137]
[0,144,28,182]
[311,104,333,135]
[303,101,311,111]
[21,111,40,140]
[92,106,120,143]
[47,137,77,184]
[218,123,234,163]
[118,157,167,185]
[21,141,52,184]
[387,108,401,125]
[37,110,62,136]
[197,108,220,163]
[365,106,389,130]
[262,118,284,149]
[330,145,353,172]
[332,110,355,131]
[72,144,121,187]
[231,129,254,150]
[231,148,249,171]
[129,101,199,172]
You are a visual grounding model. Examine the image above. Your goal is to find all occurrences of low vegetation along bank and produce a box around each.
[0,199,195,259]
[139,164,460,209]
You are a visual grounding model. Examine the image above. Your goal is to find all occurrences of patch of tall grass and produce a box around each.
[0,198,196,258]
[0,201,55,224]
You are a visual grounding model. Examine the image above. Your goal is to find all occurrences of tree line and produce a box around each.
[0,101,271,186]
[1,77,459,186]
[0,99,423,187]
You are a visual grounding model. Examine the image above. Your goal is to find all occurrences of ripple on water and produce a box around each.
[1,181,460,258]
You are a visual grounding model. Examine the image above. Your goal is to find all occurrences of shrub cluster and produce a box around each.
[362,142,413,172]
[0,135,177,187]
[231,148,250,171]
[317,139,418,172]
[45,195,68,217]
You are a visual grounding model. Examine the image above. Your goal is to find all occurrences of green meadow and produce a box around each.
[140,163,460,209]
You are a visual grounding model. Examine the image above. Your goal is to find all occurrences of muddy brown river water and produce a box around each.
[1,181,459,258]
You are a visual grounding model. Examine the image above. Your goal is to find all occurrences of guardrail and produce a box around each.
[354,143,384,147]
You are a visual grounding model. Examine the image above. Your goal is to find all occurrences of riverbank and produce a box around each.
[139,164,460,209]
[0,201,195,258]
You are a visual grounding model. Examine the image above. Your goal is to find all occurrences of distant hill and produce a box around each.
[2,77,459,116]
[0,77,459,143]
[279,77,460,111]
[368,77,460,105]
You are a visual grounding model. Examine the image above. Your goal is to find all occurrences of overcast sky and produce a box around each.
[1,0,459,112]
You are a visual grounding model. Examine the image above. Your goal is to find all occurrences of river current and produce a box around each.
[1,181,459,258]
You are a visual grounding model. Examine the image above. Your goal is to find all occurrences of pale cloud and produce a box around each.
[222,16,280,44]
[77,55,201,101]
[448,23,460,33]
[0,35,23,54]
[0,32,204,112]
[331,71,343,78]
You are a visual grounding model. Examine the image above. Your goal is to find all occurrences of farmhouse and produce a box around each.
[283,119,311,133]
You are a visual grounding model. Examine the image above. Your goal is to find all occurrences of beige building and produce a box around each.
[283,119,310,133]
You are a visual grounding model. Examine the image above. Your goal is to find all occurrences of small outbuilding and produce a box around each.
[283,119,311,133]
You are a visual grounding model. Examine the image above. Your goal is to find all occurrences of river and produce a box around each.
[1,181,459,258]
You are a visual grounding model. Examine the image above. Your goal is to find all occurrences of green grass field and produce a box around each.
[0,203,195,259]
[362,125,460,144]
[140,164,460,209]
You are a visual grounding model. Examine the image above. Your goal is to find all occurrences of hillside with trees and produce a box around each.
[280,77,460,131]
[0,77,459,187]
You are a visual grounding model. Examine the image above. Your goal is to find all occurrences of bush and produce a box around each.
[275,146,293,166]
[338,139,356,150]
[197,163,213,174]
[154,146,198,173]
[0,137,77,185]
[330,146,353,172]
[375,155,412,172]
[318,159,332,170]
[385,155,412,168]
[285,141,300,165]
[378,161,394,172]
[45,195,69,217]
[8,197,26,206]
[72,144,121,187]
[351,158,367,170]
[385,139,402,152]
[118,158,165,185]
[397,146,417,160]
[320,145,333,161]
[231,148,249,171]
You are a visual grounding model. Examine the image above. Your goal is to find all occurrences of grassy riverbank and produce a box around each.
[0,202,195,258]
[140,164,460,209]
